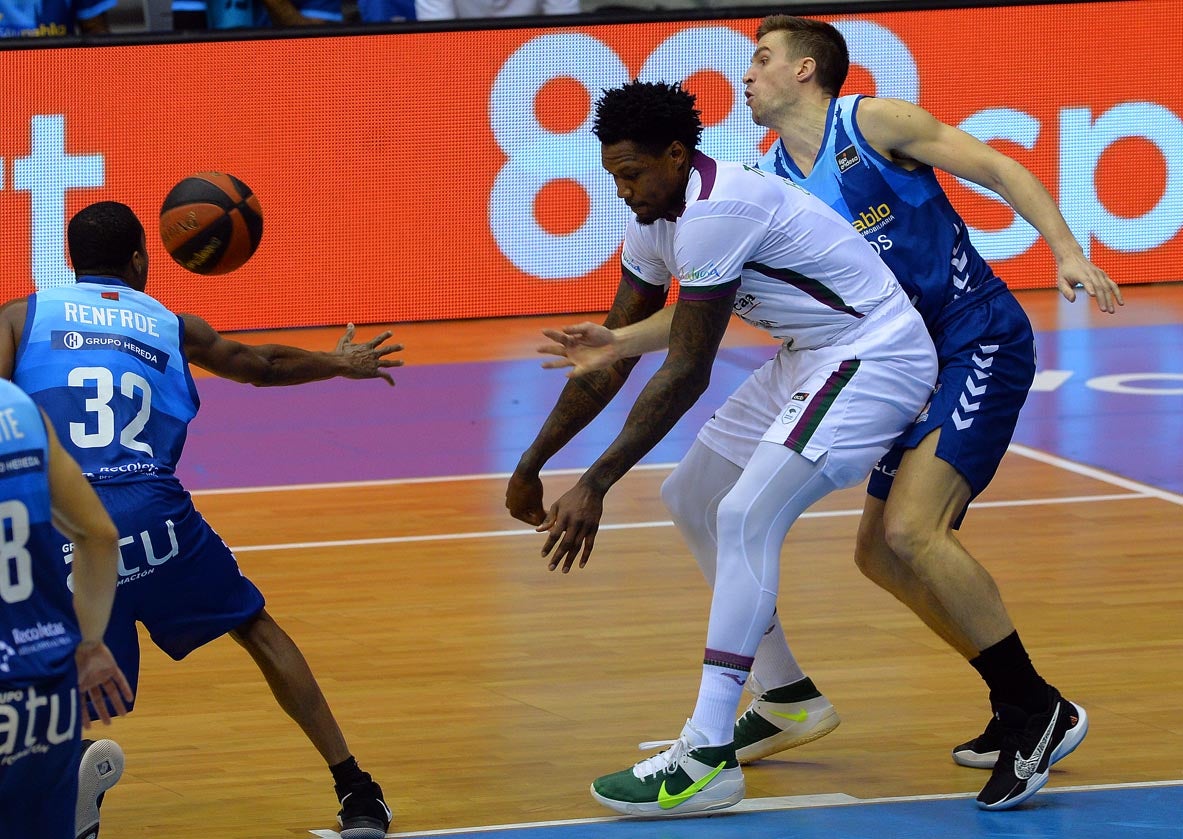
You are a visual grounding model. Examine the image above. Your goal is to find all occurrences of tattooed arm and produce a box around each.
[538,290,736,571]
[506,274,669,525]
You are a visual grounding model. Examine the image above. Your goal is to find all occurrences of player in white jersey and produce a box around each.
[506,80,937,816]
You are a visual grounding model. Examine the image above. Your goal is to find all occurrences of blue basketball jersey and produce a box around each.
[0,380,80,686]
[758,94,999,331]
[13,277,200,486]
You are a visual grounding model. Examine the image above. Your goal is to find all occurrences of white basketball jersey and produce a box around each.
[621,152,904,350]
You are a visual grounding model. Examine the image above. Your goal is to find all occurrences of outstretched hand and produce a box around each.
[336,323,405,385]
[75,640,133,727]
[1056,253,1124,314]
[537,481,605,573]
[538,322,619,378]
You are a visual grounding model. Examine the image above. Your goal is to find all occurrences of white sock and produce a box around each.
[749,610,807,695]
[690,659,750,746]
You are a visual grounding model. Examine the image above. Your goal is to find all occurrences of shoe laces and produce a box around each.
[631,735,692,780]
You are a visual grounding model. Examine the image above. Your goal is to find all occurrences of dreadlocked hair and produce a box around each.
[592,80,703,154]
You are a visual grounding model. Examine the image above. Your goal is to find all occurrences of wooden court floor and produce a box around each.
[95,286,1183,838]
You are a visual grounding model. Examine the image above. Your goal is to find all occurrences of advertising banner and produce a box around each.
[2,0,1180,330]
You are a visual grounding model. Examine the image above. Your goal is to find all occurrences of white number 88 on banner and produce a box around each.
[489,28,766,280]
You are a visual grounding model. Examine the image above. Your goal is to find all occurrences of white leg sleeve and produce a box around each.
[705,442,841,658]
[660,440,743,587]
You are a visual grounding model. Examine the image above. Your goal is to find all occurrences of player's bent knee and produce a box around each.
[853,537,891,582]
[881,510,943,568]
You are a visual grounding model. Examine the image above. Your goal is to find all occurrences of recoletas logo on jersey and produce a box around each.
[836,145,860,173]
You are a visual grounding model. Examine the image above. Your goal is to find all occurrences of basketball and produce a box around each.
[159,172,263,275]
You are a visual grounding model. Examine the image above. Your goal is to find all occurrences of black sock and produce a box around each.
[970,631,1051,715]
[329,756,370,790]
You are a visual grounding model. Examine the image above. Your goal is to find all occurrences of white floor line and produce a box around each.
[191,463,675,497]
[307,778,1183,838]
[1008,443,1183,506]
[231,491,1146,554]
[194,444,1182,505]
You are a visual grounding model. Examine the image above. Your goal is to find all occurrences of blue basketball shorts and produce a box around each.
[0,668,82,839]
[54,479,265,711]
[867,285,1036,527]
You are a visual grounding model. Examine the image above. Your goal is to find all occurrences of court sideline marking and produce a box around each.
[228,490,1148,554]
[195,441,1180,554]
[306,779,1183,838]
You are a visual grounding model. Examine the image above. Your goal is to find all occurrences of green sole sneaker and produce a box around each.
[734,692,840,764]
[590,720,745,816]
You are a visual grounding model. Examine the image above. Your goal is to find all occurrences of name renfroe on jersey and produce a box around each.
[61,300,161,336]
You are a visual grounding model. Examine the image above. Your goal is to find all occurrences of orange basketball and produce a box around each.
[159,172,263,275]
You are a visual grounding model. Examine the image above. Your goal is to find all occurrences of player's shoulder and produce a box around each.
[0,296,29,330]
[853,96,942,139]
[0,295,29,315]
[703,159,784,200]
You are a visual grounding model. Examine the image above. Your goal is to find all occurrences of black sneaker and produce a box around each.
[976,690,1089,810]
[952,713,1005,769]
[75,739,125,839]
[336,779,392,839]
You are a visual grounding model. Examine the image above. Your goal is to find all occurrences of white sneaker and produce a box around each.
[76,739,125,839]
[733,679,840,764]
[590,719,745,816]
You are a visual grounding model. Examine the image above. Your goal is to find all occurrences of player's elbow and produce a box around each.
[74,516,120,558]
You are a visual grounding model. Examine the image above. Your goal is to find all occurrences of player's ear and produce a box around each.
[797,55,817,84]
[131,249,148,285]
[668,140,690,168]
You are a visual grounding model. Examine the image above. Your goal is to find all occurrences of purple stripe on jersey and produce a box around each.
[745,261,864,317]
[679,278,740,301]
[621,265,668,298]
[704,648,754,671]
[691,151,718,201]
[786,359,861,453]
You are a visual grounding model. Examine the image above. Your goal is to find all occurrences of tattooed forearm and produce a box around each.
[515,278,666,473]
[572,359,635,407]
[579,293,735,493]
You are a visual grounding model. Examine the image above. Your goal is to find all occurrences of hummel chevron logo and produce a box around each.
[972,353,994,369]
[952,411,974,430]
[952,251,968,272]
[959,392,981,413]
[769,708,809,723]
[658,761,726,809]
[1014,704,1060,780]
[965,375,987,397]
